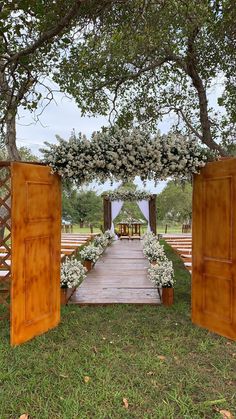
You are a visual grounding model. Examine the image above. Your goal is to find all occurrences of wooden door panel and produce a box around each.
[24,236,52,322]
[203,177,232,260]
[10,163,61,345]
[192,158,236,340]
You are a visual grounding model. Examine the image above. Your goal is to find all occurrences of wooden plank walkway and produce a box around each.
[70,240,160,305]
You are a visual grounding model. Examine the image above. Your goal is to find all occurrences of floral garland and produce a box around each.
[42,128,216,185]
[104,189,152,201]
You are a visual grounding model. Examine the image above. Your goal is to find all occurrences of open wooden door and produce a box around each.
[10,163,61,345]
[192,158,236,340]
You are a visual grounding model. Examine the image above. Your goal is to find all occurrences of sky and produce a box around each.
[16,83,173,194]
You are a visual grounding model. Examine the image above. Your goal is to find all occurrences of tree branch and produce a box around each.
[177,108,203,140]
[5,0,85,64]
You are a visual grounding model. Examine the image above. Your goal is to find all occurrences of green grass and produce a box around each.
[0,244,235,418]
[68,225,102,234]
[69,224,185,234]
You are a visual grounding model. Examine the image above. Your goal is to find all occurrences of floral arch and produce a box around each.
[43,128,214,235]
[42,128,213,186]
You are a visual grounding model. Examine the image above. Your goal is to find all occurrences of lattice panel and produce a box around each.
[0,165,11,319]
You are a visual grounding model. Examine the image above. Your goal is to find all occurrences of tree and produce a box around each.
[157,181,192,224]
[0,145,38,161]
[56,0,236,155]
[0,0,111,160]
[62,186,103,226]
[76,190,103,226]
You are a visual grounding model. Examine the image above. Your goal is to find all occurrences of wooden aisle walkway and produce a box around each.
[70,240,160,305]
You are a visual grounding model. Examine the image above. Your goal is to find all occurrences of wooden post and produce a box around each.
[149,194,157,235]
[103,197,112,231]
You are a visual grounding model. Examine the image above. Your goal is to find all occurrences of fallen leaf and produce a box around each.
[147,371,154,376]
[157,355,166,361]
[219,410,235,419]
[123,398,129,409]
[19,415,29,419]
[84,376,90,383]
[59,374,69,378]
[92,346,98,354]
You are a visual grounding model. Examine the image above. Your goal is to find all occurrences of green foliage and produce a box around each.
[55,0,236,153]
[0,1,101,157]
[0,146,38,161]
[62,185,103,226]
[115,201,145,224]
[157,180,192,223]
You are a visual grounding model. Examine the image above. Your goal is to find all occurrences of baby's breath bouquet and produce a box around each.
[148,261,174,288]
[93,234,109,248]
[80,244,101,262]
[143,241,166,262]
[104,230,115,243]
[143,232,157,247]
[61,257,87,288]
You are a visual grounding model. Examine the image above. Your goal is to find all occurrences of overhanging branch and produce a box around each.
[5,1,85,65]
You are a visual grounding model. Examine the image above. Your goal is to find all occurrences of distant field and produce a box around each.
[67,224,188,235]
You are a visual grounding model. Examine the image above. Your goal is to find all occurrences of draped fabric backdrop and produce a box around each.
[137,200,151,231]
[111,200,124,235]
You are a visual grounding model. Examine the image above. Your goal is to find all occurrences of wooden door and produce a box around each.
[192,158,236,340]
[10,163,61,345]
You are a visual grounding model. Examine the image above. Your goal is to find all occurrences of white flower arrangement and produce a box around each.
[143,241,166,262]
[143,231,157,248]
[104,229,115,242]
[148,261,175,288]
[61,257,87,288]
[93,234,109,248]
[42,128,215,185]
[80,244,101,262]
[143,232,175,288]
[104,189,152,201]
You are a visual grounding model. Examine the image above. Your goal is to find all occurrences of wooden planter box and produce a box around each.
[60,287,76,305]
[162,287,174,306]
[83,259,93,272]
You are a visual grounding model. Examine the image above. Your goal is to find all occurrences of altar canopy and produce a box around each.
[103,191,157,235]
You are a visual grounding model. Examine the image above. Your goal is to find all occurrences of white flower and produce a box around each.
[148,261,175,288]
[61,257,87,288]
[42,128,212,185]
[80,245,101,262]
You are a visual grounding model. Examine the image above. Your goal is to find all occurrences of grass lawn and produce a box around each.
[0,244,235,418]
[72,224,185,235]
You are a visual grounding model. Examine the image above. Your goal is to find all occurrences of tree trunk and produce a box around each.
[5,112,21,161]
[186,42,226,156]
[190,70,225,154]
